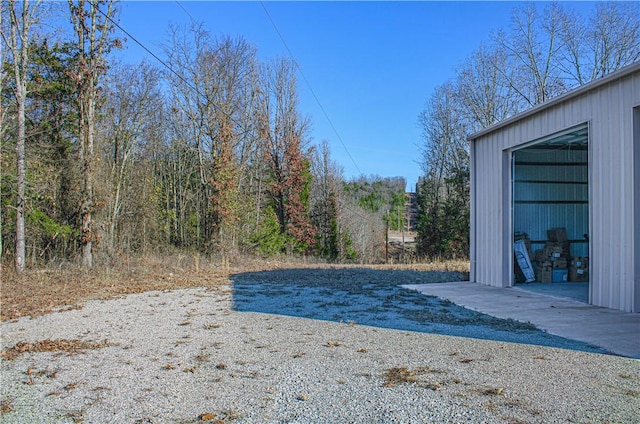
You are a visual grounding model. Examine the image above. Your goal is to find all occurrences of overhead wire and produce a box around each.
[259,1,363,176]
[89,0,254,140]
[258,2,381,223]
[174,0,196,23]
[90,0,386,224]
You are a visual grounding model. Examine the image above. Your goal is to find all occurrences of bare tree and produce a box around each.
[495,2,566,107]
[2,0,42,273]
[455,43,518,131]
[0,2,4,261]
[560,2,640,85]
[310,140,342,260]
[165,25,258,251]
[100,61,161,253]
[256,58,315,252]
[418,82,468,181]
[417,82,471,259]
[68,0,117,269]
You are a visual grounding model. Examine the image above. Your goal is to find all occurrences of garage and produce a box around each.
[512,125,589,293]
[468,62,640,313]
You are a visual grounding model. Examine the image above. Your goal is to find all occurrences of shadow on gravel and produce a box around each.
[230,268,607,354]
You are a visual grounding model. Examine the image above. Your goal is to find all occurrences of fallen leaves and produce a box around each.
[198,410,240,423]
[203,323,221,330]
[0,254,233,321]
[1,339,110,361]
[384,367,419,386]
[383,366,444,390]
[198,412,216,421]
[64,383,78,391]
[481,387,504,396]
[0,397,13,413]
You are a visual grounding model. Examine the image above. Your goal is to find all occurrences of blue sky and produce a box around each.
[114,1,595,192]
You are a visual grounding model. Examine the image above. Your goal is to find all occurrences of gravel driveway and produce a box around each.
[1,269,638,423]
[231,268,607,353]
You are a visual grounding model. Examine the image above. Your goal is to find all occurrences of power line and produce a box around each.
[174,0,196,23]
[89,2,197,95]
[89,0,255,139]
[259,1,363,176]
[171,3,370,224]
[90,0,375,223]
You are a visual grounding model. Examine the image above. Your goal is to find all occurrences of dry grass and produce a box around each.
[0,253,469,322]
[382,366,445,390]
[1,339,111,361]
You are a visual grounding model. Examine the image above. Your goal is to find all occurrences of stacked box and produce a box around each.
[535,266,552,283]
[569,256,589,282]
[533,228,571,283]
[535,264,569,283]
[543,241,570,259]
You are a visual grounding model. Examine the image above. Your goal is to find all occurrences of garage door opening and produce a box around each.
[511,124,589,302]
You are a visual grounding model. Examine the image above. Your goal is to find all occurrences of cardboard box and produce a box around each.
[534,249,545,262]
[552,268,568,283]
[552,258,568,269]
[536,260,552,268]
[543,241,570,259]
[571,257,589,268]
[547,228,568,242]
[569,267,589,282]
[535,266,552,283]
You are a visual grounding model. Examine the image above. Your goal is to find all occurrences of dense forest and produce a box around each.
[415,1,640,259]
[1,1,409,272]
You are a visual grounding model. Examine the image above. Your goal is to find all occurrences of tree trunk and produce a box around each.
[15,79,26,272]
[5,0,35,274]
[80,87,95,269]
[69,0,116,269]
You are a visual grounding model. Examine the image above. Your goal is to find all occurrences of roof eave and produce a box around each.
[467,61,640,142]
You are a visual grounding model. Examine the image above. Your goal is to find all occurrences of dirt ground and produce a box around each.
[0,254,470,322]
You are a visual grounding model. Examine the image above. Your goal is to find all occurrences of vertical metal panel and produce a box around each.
[513,147,589,258]
[634,107,640,313]
[470,68,640,312]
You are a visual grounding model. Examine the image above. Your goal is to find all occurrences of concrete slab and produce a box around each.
[402,281,640,359]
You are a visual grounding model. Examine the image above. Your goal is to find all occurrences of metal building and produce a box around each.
[468,62,640,313]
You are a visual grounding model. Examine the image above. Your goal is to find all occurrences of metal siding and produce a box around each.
[474,134,505,287]
[514,148,589,258]
[634,107,640,313]
[620,82,637,311]
[471,69,640,311]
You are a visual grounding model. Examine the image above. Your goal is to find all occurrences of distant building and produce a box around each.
[467,62,640,313]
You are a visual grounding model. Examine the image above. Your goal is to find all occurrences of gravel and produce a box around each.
[1,270,639,423]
